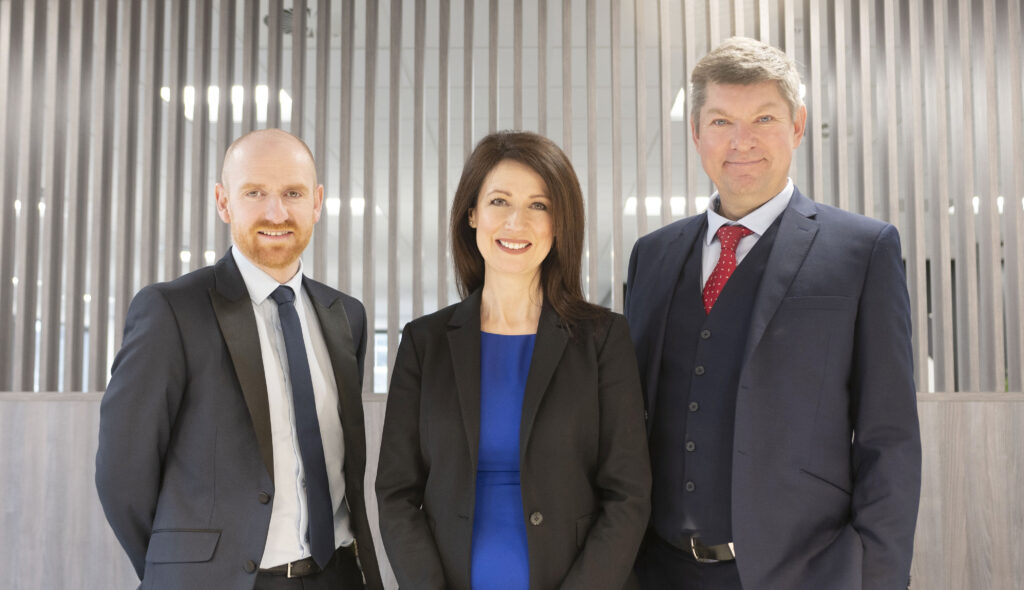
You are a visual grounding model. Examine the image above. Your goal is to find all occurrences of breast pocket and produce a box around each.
[146,529,221,564]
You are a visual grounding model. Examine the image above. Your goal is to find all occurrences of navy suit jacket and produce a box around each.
[96,250,384,590]
[625,189,921,589]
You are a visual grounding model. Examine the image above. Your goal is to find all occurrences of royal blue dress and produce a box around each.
[470,332,535,590]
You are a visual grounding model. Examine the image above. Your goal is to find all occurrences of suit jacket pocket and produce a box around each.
[576,513,595,549]
[146,529,221,563]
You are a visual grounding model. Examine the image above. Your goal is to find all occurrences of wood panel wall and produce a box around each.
[1,395,1022,589]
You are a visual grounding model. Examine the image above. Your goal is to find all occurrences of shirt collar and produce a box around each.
[231,246,305,305]
[705,178,794,244]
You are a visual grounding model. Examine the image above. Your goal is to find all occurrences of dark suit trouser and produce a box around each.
[254,545,365,590]
[635,533,743,590]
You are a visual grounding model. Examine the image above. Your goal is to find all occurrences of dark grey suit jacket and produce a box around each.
[376,291,651,590]
[625,189,922,589]
[95,250,383,590]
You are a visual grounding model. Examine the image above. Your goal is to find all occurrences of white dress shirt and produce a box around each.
[702,179,794,288]
[231,247,354,567]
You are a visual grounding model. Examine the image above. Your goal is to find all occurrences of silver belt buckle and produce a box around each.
[690,537,736,564]
[287,561,296,578]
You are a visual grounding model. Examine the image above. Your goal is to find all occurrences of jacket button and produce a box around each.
[529,512,544,526]
[694,365,705,376]
[688,402,699,412]
[685,481,696,492]
[700,329,711,339]
[258,491,271,504]
[244,560,257,573]
[685,441,696,452]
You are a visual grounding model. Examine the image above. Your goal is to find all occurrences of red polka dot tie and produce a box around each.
[702,224,754,314]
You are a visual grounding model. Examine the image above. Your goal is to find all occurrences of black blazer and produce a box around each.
[376,290,651,590]
[96,250,383,590]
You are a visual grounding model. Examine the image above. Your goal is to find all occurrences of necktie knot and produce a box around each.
[271,285,296,306]
[716,224,753,251]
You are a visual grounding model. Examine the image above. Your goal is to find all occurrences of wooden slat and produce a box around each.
[215,0,236,258]
[386,0,402,381]
[113,0,142,354]
[0,0,25,389]
[657,0,671,227]
[928,0,955,392]
[86,0,118,391]
[241,0,259,133]
[882,0,899,227]
[954,0,981,391]
[561,0,571,156]
[732,0,744,36]
[363,0,379,393]
[807,0,823,204]
[488,0,498,133]
[338,0,355,292]
[291,0,307,135]
[1005,0,1024,391]
[313,0,330,279]
[61,0,92,391]
[266,0,282,128]
[538,0,547,134]
[858,0,873,218]
[164,1,188,280]
[633,0,647,237]
[412,0,425,318]
[12,0,48,389]
[38,0,72,391]
[610,0,623,311]
[833,0,849,212]
[757,0,770,43]
[977,0,1005,392]
[463,0,474,159]
[707,0,721,49]
[190,0,212,277]
[683,0,698,217]
[437,0,450,307]
[513,0,523,129]
[585,0,597,300]
[905,0,930,392]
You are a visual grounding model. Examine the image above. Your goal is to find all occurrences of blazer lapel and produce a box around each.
[305,278,365,468]
[447,291,483,472]
[209,251,275,481]
[519,304,568,457]
[742,189,820,366]
[638,215,705,426]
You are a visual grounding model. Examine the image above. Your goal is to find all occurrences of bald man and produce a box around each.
[97,129,383,590]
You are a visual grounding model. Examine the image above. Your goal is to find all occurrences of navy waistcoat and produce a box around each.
[650,217,780,548]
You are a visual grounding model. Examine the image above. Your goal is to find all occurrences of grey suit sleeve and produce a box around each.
[376,322,448,589]
[849,224,922,589]
[95,285,187,580]
[560,315,653,590]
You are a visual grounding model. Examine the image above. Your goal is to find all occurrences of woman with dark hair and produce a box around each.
[376,131,650,590]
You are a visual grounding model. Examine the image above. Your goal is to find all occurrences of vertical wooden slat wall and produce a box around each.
[1,0,1022,395]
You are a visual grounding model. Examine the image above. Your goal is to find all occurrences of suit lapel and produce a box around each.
[640,215,705,420]
[305,278,365,468]
[742,189,819,366]
[447,291,483,472]
[519,305,568,458]
[209,252,275,481]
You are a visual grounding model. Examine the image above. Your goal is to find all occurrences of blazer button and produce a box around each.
[685,481,696,492]
[694,365,705,376]
[685,441,696,452]
[700,329,712,339]
[529,512,544,526]
[258,491,271,504]
[244,560,257,573]
[688,402,699,412]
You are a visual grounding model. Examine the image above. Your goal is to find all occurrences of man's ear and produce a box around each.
[215,183,231,223]
[792,105,808,148]
[312,184,324,223]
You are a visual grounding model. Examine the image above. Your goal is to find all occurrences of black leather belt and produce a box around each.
[260,544,349,578]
